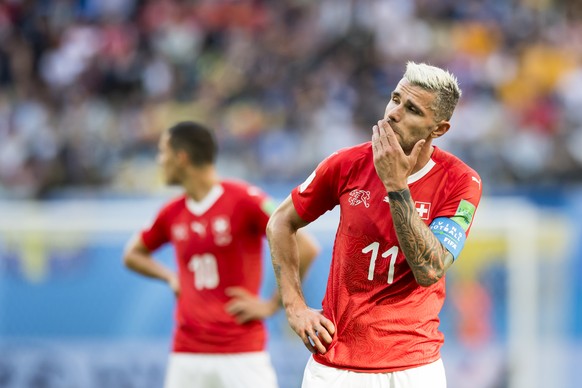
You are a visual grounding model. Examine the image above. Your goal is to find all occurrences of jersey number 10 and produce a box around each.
[188,254,220,290]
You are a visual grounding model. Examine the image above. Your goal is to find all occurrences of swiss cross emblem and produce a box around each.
[415,201,431,220]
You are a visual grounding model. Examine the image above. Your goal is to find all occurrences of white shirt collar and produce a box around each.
[185,184,224,216]
[407,159,436,185]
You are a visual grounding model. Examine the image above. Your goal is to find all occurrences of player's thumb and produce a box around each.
[410,139,426,162]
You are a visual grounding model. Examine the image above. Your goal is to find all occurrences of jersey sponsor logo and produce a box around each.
[172,224,188,241]
[472,176,481,189]
[191,221,207,237]
[451,199,476,231]
[415,201,431,220]
[348,189,371,208]
[212,216,232,246]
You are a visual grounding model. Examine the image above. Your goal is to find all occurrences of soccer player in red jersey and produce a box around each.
[267,62,482,388]
[123,121,320,388]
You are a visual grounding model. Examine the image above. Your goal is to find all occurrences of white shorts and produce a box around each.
[164,351,278,388]
[301,356,446,388]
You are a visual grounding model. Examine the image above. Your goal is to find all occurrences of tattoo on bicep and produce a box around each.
[272,262,282,280]
[387,189,449,285]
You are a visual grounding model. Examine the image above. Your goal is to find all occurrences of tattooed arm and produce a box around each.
[371,119,453,287]
[388,188,454,287]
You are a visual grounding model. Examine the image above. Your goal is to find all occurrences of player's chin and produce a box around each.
[401,141,416,155]
[164,176,179,185]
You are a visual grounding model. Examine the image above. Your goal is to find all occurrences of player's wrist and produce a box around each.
[384,180,408,193]
[386,186,410,199]
[267,297,280,315]
[283,298,308,316]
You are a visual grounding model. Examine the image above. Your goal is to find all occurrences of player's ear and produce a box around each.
[176,149,190,165]
[431,121,450,138]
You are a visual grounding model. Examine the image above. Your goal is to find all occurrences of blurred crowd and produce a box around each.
[1,0,582,199]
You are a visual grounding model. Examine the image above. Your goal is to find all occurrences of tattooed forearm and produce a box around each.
[387,188,453,286]
[272,262,282,286]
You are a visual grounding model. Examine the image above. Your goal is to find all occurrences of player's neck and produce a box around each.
[411,144,435,175]
[183,165,220,202]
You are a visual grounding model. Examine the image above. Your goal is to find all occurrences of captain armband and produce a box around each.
[429,217,467,260]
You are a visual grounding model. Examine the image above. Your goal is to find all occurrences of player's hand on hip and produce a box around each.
[225,287,277,324]
[168,274,180,297]
[287,306,335,355]
[372,119,425,192]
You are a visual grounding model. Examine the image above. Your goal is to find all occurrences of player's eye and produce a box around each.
[407,104,420,115]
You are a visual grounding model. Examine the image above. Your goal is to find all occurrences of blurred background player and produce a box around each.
[267,62,482,388]
[1,2,581,388]
[123,121,320,388]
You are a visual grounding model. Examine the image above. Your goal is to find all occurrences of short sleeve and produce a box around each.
[242,184,277,234]
[433,171,482,236]
[141,206,172,252]
[291,151,342,223]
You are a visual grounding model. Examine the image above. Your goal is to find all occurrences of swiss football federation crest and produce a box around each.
[348,190,371,208]
[415,201,431,220]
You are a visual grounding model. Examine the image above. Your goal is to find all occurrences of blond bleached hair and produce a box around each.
[404,61,461,121]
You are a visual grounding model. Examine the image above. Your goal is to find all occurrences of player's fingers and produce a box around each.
[380,119,399,147]
[372,125,381,156]
[235,311,253,324]
[372,124,380,139]
[307,329,328,354]
[300,333,317,354]
[375,120,389,149]
[225,286,250,298]
[169,279,180,297]
[315,325,333,345]
[372,125,380,149]
[172,287,180,297]
[224,300,245,315]
[378,119,391,137]
[319,317,336,336]
[227,304,258,324]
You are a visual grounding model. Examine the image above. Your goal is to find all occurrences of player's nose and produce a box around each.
[387,106,402,122]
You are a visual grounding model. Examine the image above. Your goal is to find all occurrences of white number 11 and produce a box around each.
[362,242,399,284]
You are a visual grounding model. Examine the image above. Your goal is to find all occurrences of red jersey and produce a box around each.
[141,180,275,354]
[292,144,482,372]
